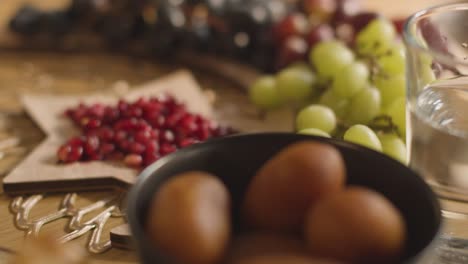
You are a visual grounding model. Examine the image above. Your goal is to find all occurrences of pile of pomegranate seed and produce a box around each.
[57,95,236,168]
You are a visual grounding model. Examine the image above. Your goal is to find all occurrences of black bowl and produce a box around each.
[127,133,441,264]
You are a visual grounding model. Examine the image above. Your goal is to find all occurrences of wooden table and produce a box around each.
[0,0,459,263]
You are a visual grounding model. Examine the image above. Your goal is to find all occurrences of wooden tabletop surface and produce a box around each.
[0,0,460,263]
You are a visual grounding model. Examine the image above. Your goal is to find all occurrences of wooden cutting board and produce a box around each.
[2,70,214,194]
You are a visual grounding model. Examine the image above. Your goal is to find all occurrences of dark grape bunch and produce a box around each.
[8,0,377,72]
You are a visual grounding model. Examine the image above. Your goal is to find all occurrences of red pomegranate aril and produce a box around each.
[129,142,146,154]
[103,106,119,123]
[178,138,197,148]
[84,136,100,156]
[108,151,125,161]
[135,120,151,130]
[68,137,84,147]
[160,130,175,143]
[145,140,159,154]
[176,118,197,137]
[143,102,163,115]
[87,118,102,130]
[115,130,128,142]
[87,153,103,161]
[134,130,151,143]
[143,152,160,166]
[166,110,186,128]
[119,140,132,152]
[124,154,143,167]
[127,106,143,118]
[88,104,105,118]
[135,98,148,107]
[59,95,236,169]
[57,145,72,163]
[160,144,177,155]
[68,146,84,162]
[100,143,115,156]
[118,100,129,112]
[57,144,84,163]
[98,127,115,142]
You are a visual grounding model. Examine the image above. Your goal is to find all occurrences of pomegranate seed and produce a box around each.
[85,119,102,130]
[125,106,143,118]
[57,145,71,162]
[84,136,100,156]
[59,95,236,168]
[68,146,84,162]
[100,143,115,156]
[57,144,83,163]
[88,104,105,118]
[178,138,197,148]
[98,127,114,141]
[115,130,127,142]
[118,100,129,112]
[160,144,177,155]
[143,152,160,166]
[103,106,119,123]
[108,151,124,161]
[87,153,103,161]
[160,130,175,143]
[124,154,143,167]
[68,137,84,147]
[134,130,151,143]
[178,115,198,134]
[129,142,145,154]
[145,141,159,154]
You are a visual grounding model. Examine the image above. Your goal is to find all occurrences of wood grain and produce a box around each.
[0,1,459,264]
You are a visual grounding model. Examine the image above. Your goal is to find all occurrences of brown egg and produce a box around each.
[146,171,231,264]
[242,141,346,233]
[233,255,344,264]
[224,233,308,263]
[225,233,343,264]
[304,186,406,263]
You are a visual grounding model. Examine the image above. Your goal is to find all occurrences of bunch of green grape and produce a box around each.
[249,18,407,164]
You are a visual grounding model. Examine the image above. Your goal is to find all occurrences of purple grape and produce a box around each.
[9,6,44,35]
[306,23,335,48]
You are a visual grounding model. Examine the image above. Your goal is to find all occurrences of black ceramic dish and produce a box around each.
[127,133,442,264]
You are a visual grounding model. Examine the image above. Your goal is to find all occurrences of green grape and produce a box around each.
[276,67,317,103]
[386,97,406,138]
[374,75,406,107]
[344,125,382,151]
[378,133,407,164]
[298,128,331,138]
[347,86,381,125]
[377,44,406,75]
[296,104,337,133]
[288,61,313,71]
[356,19,396,56]
[319,89,350,119]
[332,61,370,98]
[310,40,355,79]
[249,75,282,110]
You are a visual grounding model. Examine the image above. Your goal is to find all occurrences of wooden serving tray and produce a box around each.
[2,70,214,194]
